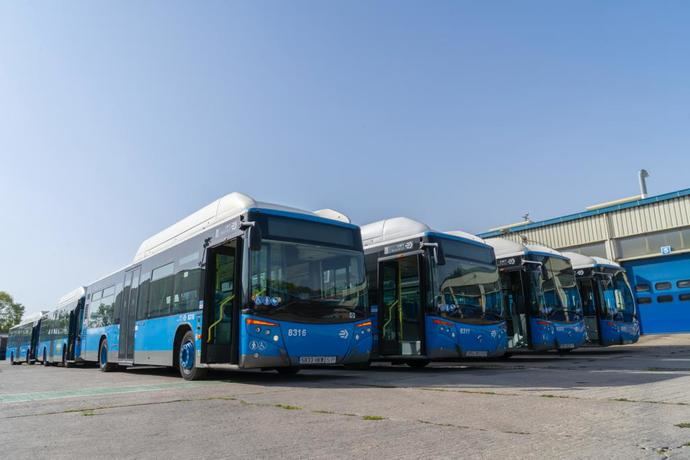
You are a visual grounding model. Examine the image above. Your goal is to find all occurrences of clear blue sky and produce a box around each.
[2,2,690,315]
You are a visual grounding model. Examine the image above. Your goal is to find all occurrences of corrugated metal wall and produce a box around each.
[488,195,690,251]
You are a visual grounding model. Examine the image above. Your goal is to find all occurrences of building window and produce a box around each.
[679,293,690,302]
[657,295,673,303]
[677,280,690,289]
[655,282,672,291]
[636,283,650,292]
[637,297,652,304]
[561,242,607,259]
[616,226,690,259]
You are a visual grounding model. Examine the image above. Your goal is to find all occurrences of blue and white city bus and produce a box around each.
[36,287,86,366]
[487,239,586,352]
[563,253,640,346]
[5,315,43,364]
[77,192,371,379]
[361,218,507,367]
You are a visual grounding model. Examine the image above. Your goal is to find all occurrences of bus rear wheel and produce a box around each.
[178,331,206,381]
[99,339,116,372]
[61,347,67,367]
[43,349,48,366]
[10,353,15,365]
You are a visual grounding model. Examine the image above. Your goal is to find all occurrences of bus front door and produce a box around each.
[119,266,141,362]
[578,278,599,343]
[203,239,241,364]
[67,298,85,360]
[379,255,423,357]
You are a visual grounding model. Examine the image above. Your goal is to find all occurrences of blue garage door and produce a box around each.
[623,253,690,334]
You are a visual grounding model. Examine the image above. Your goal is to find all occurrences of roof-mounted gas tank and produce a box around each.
[133,192,353,263]
[360,217,431,249]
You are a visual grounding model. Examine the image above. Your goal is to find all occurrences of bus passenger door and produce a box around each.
[578,278,599,343]
[203,239,241,364]
[379,255,423,356]
[67,298,85,360]
[119,266,141,361]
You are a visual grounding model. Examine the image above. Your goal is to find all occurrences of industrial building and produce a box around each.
[478,176,690,334]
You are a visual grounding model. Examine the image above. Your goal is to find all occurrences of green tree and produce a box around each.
[0,291,25,333]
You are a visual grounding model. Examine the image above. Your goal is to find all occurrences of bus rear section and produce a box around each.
[362,218,507,367]
[566,253,641,346]
[36,287,86,366]
[6,318,42,364]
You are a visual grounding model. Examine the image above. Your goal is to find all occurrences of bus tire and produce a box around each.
[10,352,15,365]
[406,360,430,369]
[276,367,300,375]
[99,339,116,372]
[43,348,48,366]
[26,350,31,365]
[61,347,67,367]
[178,331,206,381]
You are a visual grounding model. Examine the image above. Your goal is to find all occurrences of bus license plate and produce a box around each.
[465,351,488,357]
[299,356,337,365]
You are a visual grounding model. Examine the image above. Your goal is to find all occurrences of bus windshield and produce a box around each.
[431,238,504,323]
[612,271,636,322]
[541,257,583,322]
[248,239,368,323]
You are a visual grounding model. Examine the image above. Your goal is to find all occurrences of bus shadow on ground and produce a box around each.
[118,345,690,392]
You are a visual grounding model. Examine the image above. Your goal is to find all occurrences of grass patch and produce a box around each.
[612,398,633,402]
[274,404,302,411]
[312,410,336,415]
[362,415,386,421]
[675,422,690,429]
[81,409,98,416]
[540,394,570,399]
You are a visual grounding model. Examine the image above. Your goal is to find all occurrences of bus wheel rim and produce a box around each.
[180,340,194,372]
[100,346,107,366]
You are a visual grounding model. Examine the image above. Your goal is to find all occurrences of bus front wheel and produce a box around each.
[43,349,48,366]
[178,331,206,381]
[99,339,116,372]
[10,353,15,365]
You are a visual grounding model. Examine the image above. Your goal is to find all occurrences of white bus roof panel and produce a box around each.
[361,217,431,249]
[133,192,350,263]
[485,238,527,259]
[445,230,489,245]
[57,286,86,309]
[563,252,622,270]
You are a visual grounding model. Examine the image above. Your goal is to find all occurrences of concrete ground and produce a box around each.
[1,335,690,460]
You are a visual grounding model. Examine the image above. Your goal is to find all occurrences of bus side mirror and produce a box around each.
[436,245,446,266]
[248,225,262,251]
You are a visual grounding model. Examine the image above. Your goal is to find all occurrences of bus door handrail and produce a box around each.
[207,294,235,343]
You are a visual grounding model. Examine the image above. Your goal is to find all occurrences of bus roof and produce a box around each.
[133,192,351,263]
[361,217,431,249]
[486,238,569,261]
[563,252,621,271]
[445,230,490,245]
[56,286,86,309]
[10,313,44,330]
